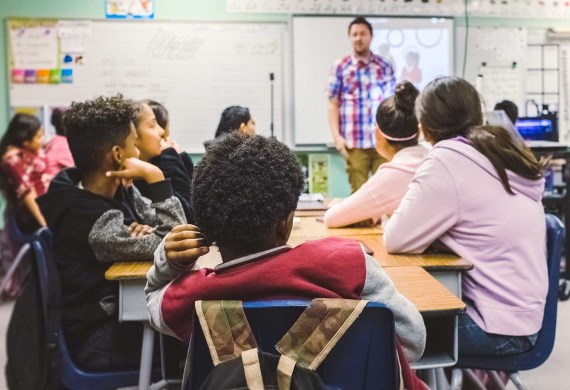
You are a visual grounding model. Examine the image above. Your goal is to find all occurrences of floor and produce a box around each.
[1,292,569,389]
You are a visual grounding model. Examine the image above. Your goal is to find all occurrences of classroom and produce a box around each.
[1,0,570,389]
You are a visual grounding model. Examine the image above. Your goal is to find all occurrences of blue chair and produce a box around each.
[31,228,158,390]
[0,211,36,299]
[184,300,399,390]
[450,214,565,390]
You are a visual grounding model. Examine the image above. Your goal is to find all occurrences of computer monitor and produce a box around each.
[515,117,557,141]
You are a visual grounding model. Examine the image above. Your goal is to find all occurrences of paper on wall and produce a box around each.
[10,25,58,69]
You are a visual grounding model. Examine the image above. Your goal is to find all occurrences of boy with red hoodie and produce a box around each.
[145,133,426,365]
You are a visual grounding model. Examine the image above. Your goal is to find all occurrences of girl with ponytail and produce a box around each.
[324,81,428,227]
[384,76,548,357]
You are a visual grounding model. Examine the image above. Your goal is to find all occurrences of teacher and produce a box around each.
[328,17,396,193]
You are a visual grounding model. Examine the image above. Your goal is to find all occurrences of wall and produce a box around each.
[3,1,570,208]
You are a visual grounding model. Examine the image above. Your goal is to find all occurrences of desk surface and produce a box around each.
[290,216,382,237]
[358,235,473,271]
[105,262,465,316]
[289,217,472,271]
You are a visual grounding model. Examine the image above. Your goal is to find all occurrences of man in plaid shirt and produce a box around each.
[328,17,396,193]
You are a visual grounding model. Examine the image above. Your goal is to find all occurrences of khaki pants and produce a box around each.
[345,148,386,193]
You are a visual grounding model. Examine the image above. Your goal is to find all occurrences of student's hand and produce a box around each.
[106,158,165,184]
[164,224,209,265]
[128,222,156,238]
[334,136,349,160]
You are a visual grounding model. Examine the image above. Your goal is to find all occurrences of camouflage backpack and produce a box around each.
[184,298,397,390]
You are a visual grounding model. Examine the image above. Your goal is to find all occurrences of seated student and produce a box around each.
[146,133,426,363]
[324,81,427,227]
[0,113,51,232]
[132,100,194,222]
[384,76,548,357]
[494,100,519,126]
[37,95,186,370]
[143,99,195,176]
[203,105,256,150]
[44,107,74,175]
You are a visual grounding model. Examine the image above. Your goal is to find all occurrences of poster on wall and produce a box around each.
[309,154,330,196]
[106,0,155,19]
[8,20,61,85]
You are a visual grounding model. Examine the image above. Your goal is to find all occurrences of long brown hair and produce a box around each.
[416,77,547,194]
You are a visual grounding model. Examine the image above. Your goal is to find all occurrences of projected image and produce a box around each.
[370,19,451,90]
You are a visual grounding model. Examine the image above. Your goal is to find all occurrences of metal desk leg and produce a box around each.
[425,369,437,389]
[138,322,155,390]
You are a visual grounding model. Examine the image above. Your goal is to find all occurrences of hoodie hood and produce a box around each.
[434,138,544,202]
[37,168,122,231]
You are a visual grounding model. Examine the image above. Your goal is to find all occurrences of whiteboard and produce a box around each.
[293,16,453,146]
[9,20,285,153]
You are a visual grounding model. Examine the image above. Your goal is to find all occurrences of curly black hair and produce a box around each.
[193,133,304,251]
[64,95,134,175]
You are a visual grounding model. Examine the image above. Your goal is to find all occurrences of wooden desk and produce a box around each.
[105,263,156,390]
[358,235,472,272]
[289,217,472,298]
[289,216,382,239]
[384,267,464,316]
[106,261,464,374]
[105,263,464,317]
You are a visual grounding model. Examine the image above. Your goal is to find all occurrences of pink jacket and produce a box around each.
[324,145,427,227]
[44,135,74,175]
[384,139,547,336]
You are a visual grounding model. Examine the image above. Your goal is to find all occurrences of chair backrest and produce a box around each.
[457,213,564,370]
[30,228,143,390]
[185,300,398,390]
[31,228,58,345]
[529,213,564,366]
[5,209,34,244]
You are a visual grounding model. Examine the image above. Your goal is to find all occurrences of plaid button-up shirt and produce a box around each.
[328,53,396,149]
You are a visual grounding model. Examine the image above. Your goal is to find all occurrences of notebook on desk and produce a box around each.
[296,201,328,211]
[297,193,328,211]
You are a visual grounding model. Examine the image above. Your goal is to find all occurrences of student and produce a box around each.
[146,133,426,363]
[143,99,194,177]
[204,105,255,150]
[132,101,194,222]
[328,16,396,193]
[38,95,186,370]
[494,100,519,125]
[383,76,548,356]
[324,81,427,228]
[44,107,74,175]
[0,113,51,232]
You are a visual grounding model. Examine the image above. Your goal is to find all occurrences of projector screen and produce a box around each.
[293,16,454,145]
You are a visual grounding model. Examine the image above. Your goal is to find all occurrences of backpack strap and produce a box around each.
[276,298,368,370]
[195,300,257,365]
[241,348,265,390]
